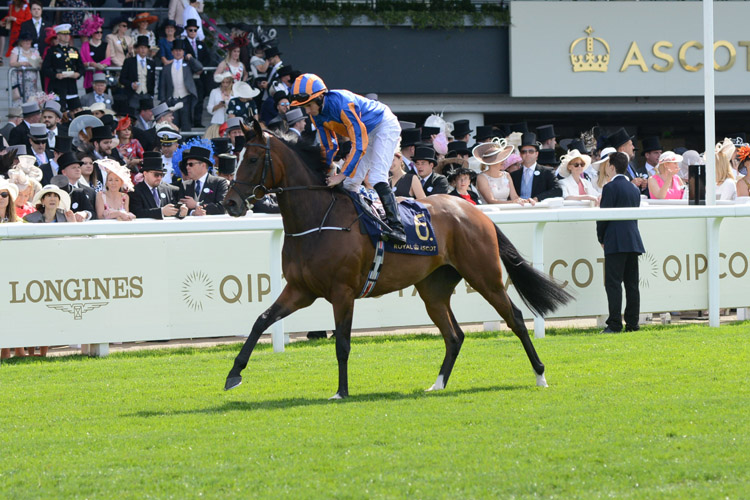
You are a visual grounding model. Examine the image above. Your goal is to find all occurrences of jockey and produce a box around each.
[290,73,407,243]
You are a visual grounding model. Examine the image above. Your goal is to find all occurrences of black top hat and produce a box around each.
[608,127,635,149]
[113,94,130,116]
[446,141,470,158]
[474,125,495,142]
[53,135,73,154]
[233,134,246,152]
[536,124,556,142]
[217,154,237,175]
[185,18,199,29]
[134,35,149,48]
[66,96,82,111]
[141,151,165,172]
[91,125,113,142]
[273,91,289,104]
[520,132,540,150]
[494,124,511,138]
[641,135,662,154]
[171,38,186,51]
[400,128,421,148]
[277,65,294,78]
[179,146,213,170]
[451,120,472,139]
[510,121,529,134]
[413,146,437,165]
[567,139,589,155]
[264,46,281,59]
[537,149,559,166]
[138,96,154,111]
[211,137,232,156]
[57,152,82,171]
[421,126,440,141]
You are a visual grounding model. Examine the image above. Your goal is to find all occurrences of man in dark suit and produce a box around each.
[19,0,49,55]
[510,132,562,202]
[91,126,125,164]
[413,146,450,195]
[9,101,42,151]
[119,36,157,115]
[159,39,203,132]
[178,146,228,215]
[609,127,649,195]
[596,151,645,333]
[40,135,72,185]
[130,152,187,219]
[54,152,98,220]
[182,18,211,128]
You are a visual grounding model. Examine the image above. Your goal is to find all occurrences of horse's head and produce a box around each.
[223,120,285,217]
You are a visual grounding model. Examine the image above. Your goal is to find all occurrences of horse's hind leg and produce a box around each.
[330,290,355,400]
[225,285,315,391]
[414,266,463,391]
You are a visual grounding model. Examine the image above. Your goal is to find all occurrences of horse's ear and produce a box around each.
[252,119,264,140]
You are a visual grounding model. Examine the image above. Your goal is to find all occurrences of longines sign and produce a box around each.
[510,1,750,97]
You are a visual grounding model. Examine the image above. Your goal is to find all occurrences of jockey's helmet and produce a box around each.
[290,73,327,106]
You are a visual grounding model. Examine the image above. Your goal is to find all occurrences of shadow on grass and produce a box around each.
[125,383,527,418]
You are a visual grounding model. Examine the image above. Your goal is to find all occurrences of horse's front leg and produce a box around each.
[330,293,355,400]
[225,285,314,391]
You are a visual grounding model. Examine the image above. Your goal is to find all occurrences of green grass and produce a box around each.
[1,323,749,499]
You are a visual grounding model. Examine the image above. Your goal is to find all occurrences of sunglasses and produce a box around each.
[150,171,165,177]
[94,30,103,34]
[31,138,48,144]
[186,28,197,32]
[520,149,537,154]
[569,162,585,168]
[0,191,9,198]
[278,102,290,107]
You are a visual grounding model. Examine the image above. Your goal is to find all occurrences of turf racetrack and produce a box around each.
[1,324,748,499]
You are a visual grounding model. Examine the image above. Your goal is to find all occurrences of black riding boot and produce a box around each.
[374,182,407,243]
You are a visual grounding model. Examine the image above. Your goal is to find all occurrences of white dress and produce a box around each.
[560,175,598,198]
[206,87,231,124]
[478,172,510,203]
[716,179,737,201]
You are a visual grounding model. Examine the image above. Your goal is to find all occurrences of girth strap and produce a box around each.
[358,239,386,298]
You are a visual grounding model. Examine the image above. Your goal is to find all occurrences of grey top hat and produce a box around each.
[285,108,305,126]
[43,100,63,118]
[28,123,49,140]
[7,107,22,118]
[92,73,108,83]
[22,101,41,116]
[226,116,243,132]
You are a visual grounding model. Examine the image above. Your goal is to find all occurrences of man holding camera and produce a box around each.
[130,152,187,219]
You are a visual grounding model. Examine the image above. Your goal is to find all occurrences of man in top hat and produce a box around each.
[399,127,421,174]
[225,117,244,148]
[159,38,203,131]
[266,91,292,131]
[158,127,183,184]
[81,73,114,109]
[609,127,648,193]
[90,125,124,164]
[41,101,67,149]
[9,101,41,150]
[29,123,54,177]
[129,151,187,219]
[446,141,470,160]
[510,122,529,135]
[451,119,473,144]
[285,108,310,144]
[135,97,155,130]
[420,126,440,146]
[41,135,73,185]
[641,136,662,177]
[263,46,284,98]
[0,107,22,140]
[182,18,211,128]
[413,146,450,195]
[120,35,157,114]
[214,153,237,182]
[510,132,561,202]
[20,0,49,55]
[276,65,295,93]
[178,146,228,216]
[54,152,97,220]
[536,125,557,150]
[41,24,84,111]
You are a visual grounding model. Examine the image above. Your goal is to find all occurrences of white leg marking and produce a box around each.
[425,374,445,392]
[535,371,548,388]
[329,393,344,400]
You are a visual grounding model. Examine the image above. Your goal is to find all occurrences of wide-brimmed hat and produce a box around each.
[657,151,683,166]
[232,81,260,99]
[32,184,70,211]
[413,146,438,165]
[141,151,165,172]
[217,154,237,175]
[17,155,42,179]
[535,124,556,142]
[608,127,635,149]
[446,141,470,158]
[538,149,560,166]
[716,138,736,158]
[91,102,115,116]
[214,70,234,84]
[0,178,19,204]
[179,146,213,170]
[131,12,158,27]
[133,35,150,49]
[451,119,472,139]
[559,149,592,177]
[472,138,514,166]
[400,128,421,148]
[641,136,662,154]
[96,158,134,192]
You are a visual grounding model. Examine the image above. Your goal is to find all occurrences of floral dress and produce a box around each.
[117,139,144,165]
[11,45,40,105]
[60,0,91,37]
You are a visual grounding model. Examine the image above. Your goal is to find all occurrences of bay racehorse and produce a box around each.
[222,121,572,399]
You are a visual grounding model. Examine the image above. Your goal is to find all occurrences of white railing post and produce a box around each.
[269,228,286,352]
[706,217,723,327]
[532,222,547,338]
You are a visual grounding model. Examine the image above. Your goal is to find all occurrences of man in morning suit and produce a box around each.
[119,36,157,115]
[413,146,450,195]
[9,101,42,152]
[511,132,562,202]
[54,152,97,220]
[158,38,203,132]
[129,152,187,219]
[178,146,228,216]
[596,151,645,334]
[19,1,49,55]
[182,18,211,128]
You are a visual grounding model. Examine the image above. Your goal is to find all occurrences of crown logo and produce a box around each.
[570,26,610,72]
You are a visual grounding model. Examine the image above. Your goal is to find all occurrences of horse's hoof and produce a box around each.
[329,393,347,400]
[425,384,444,392]
[535,372,548,388]
[224,376,242,391]
[425,374,445,392]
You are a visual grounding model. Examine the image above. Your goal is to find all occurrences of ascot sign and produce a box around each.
[510,1,750,97]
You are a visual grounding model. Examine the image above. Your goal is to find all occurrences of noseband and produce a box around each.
[229,135,275,207]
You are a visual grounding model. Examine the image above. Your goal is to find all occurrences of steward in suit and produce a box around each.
[511,132,562,202]
[158,39,203,132]
[55,152,98,220]
[413,146,450,195]
[8,101,42,151]
[119,36,157,115]
[596,151,645,333]
[129,152,188,219]
[41,24,84,112]
[182,18,212,128]
[177,146,228,216]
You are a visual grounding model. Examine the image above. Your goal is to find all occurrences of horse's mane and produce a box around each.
[248,128,329,184]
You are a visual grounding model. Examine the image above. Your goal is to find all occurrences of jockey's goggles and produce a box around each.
[290,91,324,107]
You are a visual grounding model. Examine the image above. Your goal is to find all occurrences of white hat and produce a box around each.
[32,184,71,211]
[592,146,617,166]
[471,138,513,166]
[559,149,592,177]
[214,70,234,84]
[54,24,72,34]
[95,159,134,192]
[232,81,260,100]
[0,178,19,204]
[657,151,683,166]
[90,102,115,115]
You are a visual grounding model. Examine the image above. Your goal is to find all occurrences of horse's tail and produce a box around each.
[495,225,573,317]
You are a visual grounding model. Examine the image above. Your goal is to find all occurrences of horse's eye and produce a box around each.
[249,157,258,164]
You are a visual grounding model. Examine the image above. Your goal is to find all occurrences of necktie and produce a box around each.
[194,180,201,200]
[191,39,197,53]
[95,93,103,103]
[152,187,160,207]
[521,168,533,199]
[141,58,146,68]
